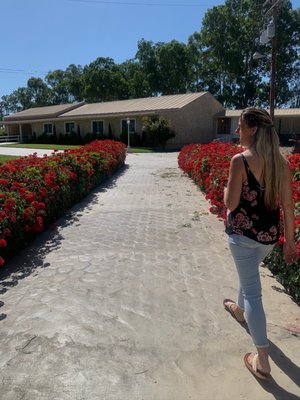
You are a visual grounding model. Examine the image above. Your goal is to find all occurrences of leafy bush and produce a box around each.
[178,143,300,301]
[142,116,175,150]
[0,140,126,266]
[32,132,109,145]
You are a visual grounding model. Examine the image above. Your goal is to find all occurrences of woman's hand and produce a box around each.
[283,240,298,264]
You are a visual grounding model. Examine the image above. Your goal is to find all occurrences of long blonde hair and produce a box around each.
[241,107,286,210]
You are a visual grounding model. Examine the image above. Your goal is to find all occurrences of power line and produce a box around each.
[0,68,48,76]
[69,0,215,6]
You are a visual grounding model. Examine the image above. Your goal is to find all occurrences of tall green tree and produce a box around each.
[0,94,22,116]
[27,77,51,107]
[14,87,32,110]
[118,59,152,98]
[156,40,192,94]
[45,69,71,104]
[135,39,193,95]
[188,0,299,108]
[64,64,84,102]
[135,39,161,95]
[81,57,127,102]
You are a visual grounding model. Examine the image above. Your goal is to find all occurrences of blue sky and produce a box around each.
[1,0,300,97]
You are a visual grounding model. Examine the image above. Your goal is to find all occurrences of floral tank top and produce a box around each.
[225,154,280,244]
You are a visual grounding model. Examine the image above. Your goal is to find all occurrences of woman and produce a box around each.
[223,107,298,380]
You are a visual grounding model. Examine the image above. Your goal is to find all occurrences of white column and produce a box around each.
[19,124,23,143]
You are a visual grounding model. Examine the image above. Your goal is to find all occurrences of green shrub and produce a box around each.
[142,116,175,150]
[264,228,300,302]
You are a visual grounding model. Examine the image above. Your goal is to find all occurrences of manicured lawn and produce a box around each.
[0,144,81,150]
[0,144,156,152]
[129,147,154,153]
[0,155,20,163]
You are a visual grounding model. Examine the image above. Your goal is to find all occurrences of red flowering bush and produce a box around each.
[178,143,300,301]
[0,140,126,266]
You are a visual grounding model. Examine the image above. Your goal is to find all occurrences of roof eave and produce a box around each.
[2,101,86,123]
[58,108,180,119]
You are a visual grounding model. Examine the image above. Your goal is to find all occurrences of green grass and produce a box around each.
[0,143,81,150]
[128,147,154,153]
[0,143,155,153]
[0,155,20,164]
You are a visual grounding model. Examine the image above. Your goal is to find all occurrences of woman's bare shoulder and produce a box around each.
[231,153,243,165]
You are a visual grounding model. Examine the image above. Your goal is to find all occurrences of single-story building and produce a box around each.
[215,108,300,144]
[2,92,225,149]
[3,93,300,147]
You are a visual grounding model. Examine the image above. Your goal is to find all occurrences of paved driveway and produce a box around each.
[0,152,299,399]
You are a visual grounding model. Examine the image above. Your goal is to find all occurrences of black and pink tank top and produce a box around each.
[225,154,280,244]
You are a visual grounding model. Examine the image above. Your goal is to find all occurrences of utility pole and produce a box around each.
[257,1,280,120]
[269,1,277,121]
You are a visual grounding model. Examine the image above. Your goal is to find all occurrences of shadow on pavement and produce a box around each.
[268,340,300,388]
[0,164,129,321]
[246,340,300,399]
[258,378,300,400]
[224,307,300,397]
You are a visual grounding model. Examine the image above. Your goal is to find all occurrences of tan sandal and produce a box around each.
[223,298,245,323]
[244,353,271,380]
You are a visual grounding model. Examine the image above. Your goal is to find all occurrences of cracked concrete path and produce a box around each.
[0,152,299,400]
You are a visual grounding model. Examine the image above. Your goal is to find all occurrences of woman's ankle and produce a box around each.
[257,348,271,372]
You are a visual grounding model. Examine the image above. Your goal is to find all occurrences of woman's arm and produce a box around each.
[281,163,298,264]
[224,154,244,212]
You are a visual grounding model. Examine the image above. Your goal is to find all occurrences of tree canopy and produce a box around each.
[1,0,299,118]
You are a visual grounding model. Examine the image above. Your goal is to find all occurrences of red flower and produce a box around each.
[178,142,299,247]
[0,139,126,266]
[25,192,36,202]
[0,239,7,248]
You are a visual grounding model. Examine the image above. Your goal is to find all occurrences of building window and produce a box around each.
[121,119,136,133]
[217,118,231,135]
[44,123,53,134]
[65,122,75,134]
[92,120,104,134]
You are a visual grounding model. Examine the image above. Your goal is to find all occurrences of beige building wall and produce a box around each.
[161,93,224,148]
[53,116,145,138]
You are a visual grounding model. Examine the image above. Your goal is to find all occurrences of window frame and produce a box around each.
[65,121,76,134]
[43,123,53,134]
[121,118,136,134]
[91,120,105,135]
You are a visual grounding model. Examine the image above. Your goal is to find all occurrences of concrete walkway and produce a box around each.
[0,145,58,157]
[0,152,299,400]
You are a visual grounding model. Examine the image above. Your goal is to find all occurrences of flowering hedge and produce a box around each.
[0,140,126,266]
[178,142,300,301]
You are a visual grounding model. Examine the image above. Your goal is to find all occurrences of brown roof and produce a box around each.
[3,102,85,122]
[59,92,207,118]
[224,108,300,117]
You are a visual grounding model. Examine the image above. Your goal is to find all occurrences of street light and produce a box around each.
[127,118,130,151]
